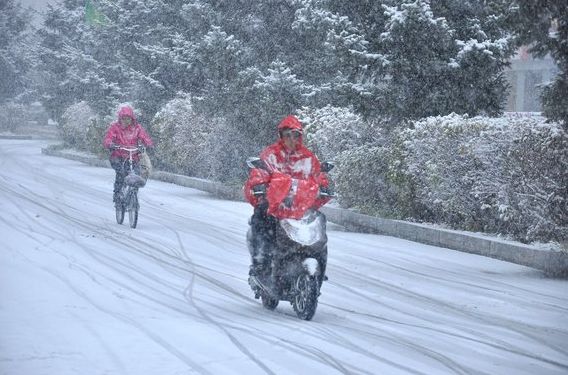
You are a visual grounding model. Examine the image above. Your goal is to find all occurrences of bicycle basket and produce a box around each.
[125,172,146,188]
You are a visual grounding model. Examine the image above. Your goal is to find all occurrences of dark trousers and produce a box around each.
[250,201,277,271]
[110,157,140,200]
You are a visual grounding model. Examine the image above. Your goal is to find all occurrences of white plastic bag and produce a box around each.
[139,152,152,181]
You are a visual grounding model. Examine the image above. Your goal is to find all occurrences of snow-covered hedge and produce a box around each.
[298,105,378,161]
[336,113,568,243]
[498,117,568,242]
[152,97,228,179]
[59,102,98,149]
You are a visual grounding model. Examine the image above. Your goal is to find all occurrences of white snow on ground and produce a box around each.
[1,139,567,375]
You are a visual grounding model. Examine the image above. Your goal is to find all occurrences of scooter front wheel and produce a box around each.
[115,206,125,224]
[292,273,319,320]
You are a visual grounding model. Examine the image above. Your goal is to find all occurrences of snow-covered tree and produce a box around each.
[0,0,34,104]
[507,0,568,129]
[378,0,511,122]
[37,1,123,121]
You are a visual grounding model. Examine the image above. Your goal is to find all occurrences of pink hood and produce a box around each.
[117,105,136,122]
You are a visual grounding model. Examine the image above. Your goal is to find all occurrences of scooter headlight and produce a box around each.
[280,211,325,246]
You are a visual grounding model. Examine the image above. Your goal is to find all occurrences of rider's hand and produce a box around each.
[283,196,294,208]
[109,143,119,151]
[137,145,146,153]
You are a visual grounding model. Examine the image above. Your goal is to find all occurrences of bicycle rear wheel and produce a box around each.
[127,189,139,228]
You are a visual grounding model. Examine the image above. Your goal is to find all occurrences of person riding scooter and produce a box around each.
[244,115,331,277]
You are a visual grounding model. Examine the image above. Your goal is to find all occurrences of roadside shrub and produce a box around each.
[85,116,108,157]
[398,113,568,243]
[0,102,26,132]
[298,105,378,161]
[334,113,567,243]
[59,102,97,149]
[499,117,568,242]
[152,96,223,178]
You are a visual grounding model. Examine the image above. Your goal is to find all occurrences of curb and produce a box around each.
[42,146,568,277]
[320,207,568,277]
[0,135,33,140]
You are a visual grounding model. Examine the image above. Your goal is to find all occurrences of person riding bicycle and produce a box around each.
[103,105,154,205]
[244,115,331,277]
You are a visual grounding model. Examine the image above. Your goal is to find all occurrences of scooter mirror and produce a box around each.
[246,157,268,170]
[320,161,335,172]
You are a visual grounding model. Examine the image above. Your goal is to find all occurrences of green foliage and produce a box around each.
[0,0,34,104]
[541,73,568,127]
[377,0,511,122]
[298,105,378,161]
[85,117,108,158]
[151,96,232,180]
[334,143,415,218]
[332,113,567,243]
[501,119,568,242]
[507,0,568,128]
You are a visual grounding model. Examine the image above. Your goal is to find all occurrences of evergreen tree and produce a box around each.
[431,0,512,116]
[0,0,34,103]
[37,0,123,120]
[507,0,568,128]
[378,0,512,123]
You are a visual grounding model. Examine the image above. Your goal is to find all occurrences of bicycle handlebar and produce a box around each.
[116,146,140,152]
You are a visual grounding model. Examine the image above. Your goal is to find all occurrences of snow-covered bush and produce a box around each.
[498,117,568,242]
[334,113,567,243]
[298,105,378,161]
[152,96,221,178]
[59,102,97,149]
[399,114,490,227]
[398,113,568,242]
[203,120,256,184]
[334,144,415,218]
[85,116,109,157]
[0,102,26,132]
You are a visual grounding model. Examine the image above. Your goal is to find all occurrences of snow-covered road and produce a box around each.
[1,139,567,375]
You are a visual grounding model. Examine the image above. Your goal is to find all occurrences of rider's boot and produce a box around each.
[248,259,265,277]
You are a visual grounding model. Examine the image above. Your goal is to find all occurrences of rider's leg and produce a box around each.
[110,157,127,203]
[249,201,274,276]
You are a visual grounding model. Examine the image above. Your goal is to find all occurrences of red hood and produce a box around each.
[277,115,302,132]
[278,115,304,149]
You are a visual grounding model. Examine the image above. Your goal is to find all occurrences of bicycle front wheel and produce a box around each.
[127,189,139,229]
[116,206,125,224]
[115,188,126,225]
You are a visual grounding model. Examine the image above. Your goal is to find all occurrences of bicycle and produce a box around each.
[115,146,146,228]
